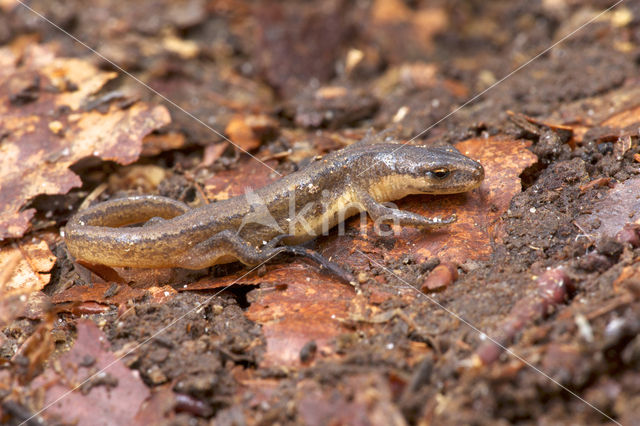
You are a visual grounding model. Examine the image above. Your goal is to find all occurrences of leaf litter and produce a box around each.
[2,1,640,425]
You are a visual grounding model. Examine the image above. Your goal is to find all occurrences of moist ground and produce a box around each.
[2,1,640,425]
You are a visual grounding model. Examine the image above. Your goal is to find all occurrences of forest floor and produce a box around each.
[1,1,640,425]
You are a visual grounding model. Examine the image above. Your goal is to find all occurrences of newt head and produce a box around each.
[410,145,484,194]
[368,144,484,200]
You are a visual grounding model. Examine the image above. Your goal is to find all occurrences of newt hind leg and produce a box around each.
[176,230,354,284]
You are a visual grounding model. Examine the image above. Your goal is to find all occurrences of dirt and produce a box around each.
[2,0,640,425]
[107,293,264,400]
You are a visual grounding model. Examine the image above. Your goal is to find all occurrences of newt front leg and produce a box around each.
[356,190,456,228]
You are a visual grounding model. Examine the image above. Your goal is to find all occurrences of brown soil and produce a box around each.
[2,1,640,425]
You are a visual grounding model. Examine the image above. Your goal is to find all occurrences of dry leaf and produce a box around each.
[30,320,151,426]
[576,176,640,239]
[244,265,352,366]
[51,283,147,307]
[141,132,187,156]
[203,159,279,201]
[0,236,56,325]
[224,115,275,152]
[0,44,170,240]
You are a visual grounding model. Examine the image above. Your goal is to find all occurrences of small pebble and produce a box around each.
[145,365,168,385]
[300,340,318,363]
[475,341,503,365]
[616,224,640,248]
[174,393,213,417]
[421,263,458,292]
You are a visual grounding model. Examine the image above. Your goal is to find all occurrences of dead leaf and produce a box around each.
[548,84,640,143]
[371,0,411,22]
[297,374,404,425]
[180,263,351,366]
[12,310,56,382]
[30,319,151,426]
[0,236,56,325]
[245,266,352,366]
[203,159,279,201]
[576,176,640,239]
[133,385,176,424]
[508,111,575,147]
[225,114,277,152]
[0,44,170,240]
[51,276,178,310]
[225,116,261,152]
[390,62,438,90]
[162,33,199,59]
[601,104,640,129]
[141,132,187,156]
[200,142,229,168]
[51,283,147,307]
[0,238,55,294]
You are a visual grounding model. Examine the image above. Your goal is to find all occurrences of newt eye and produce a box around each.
[430,168,450,179]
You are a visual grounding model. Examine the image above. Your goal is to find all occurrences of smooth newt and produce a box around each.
[64,140,484,276]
